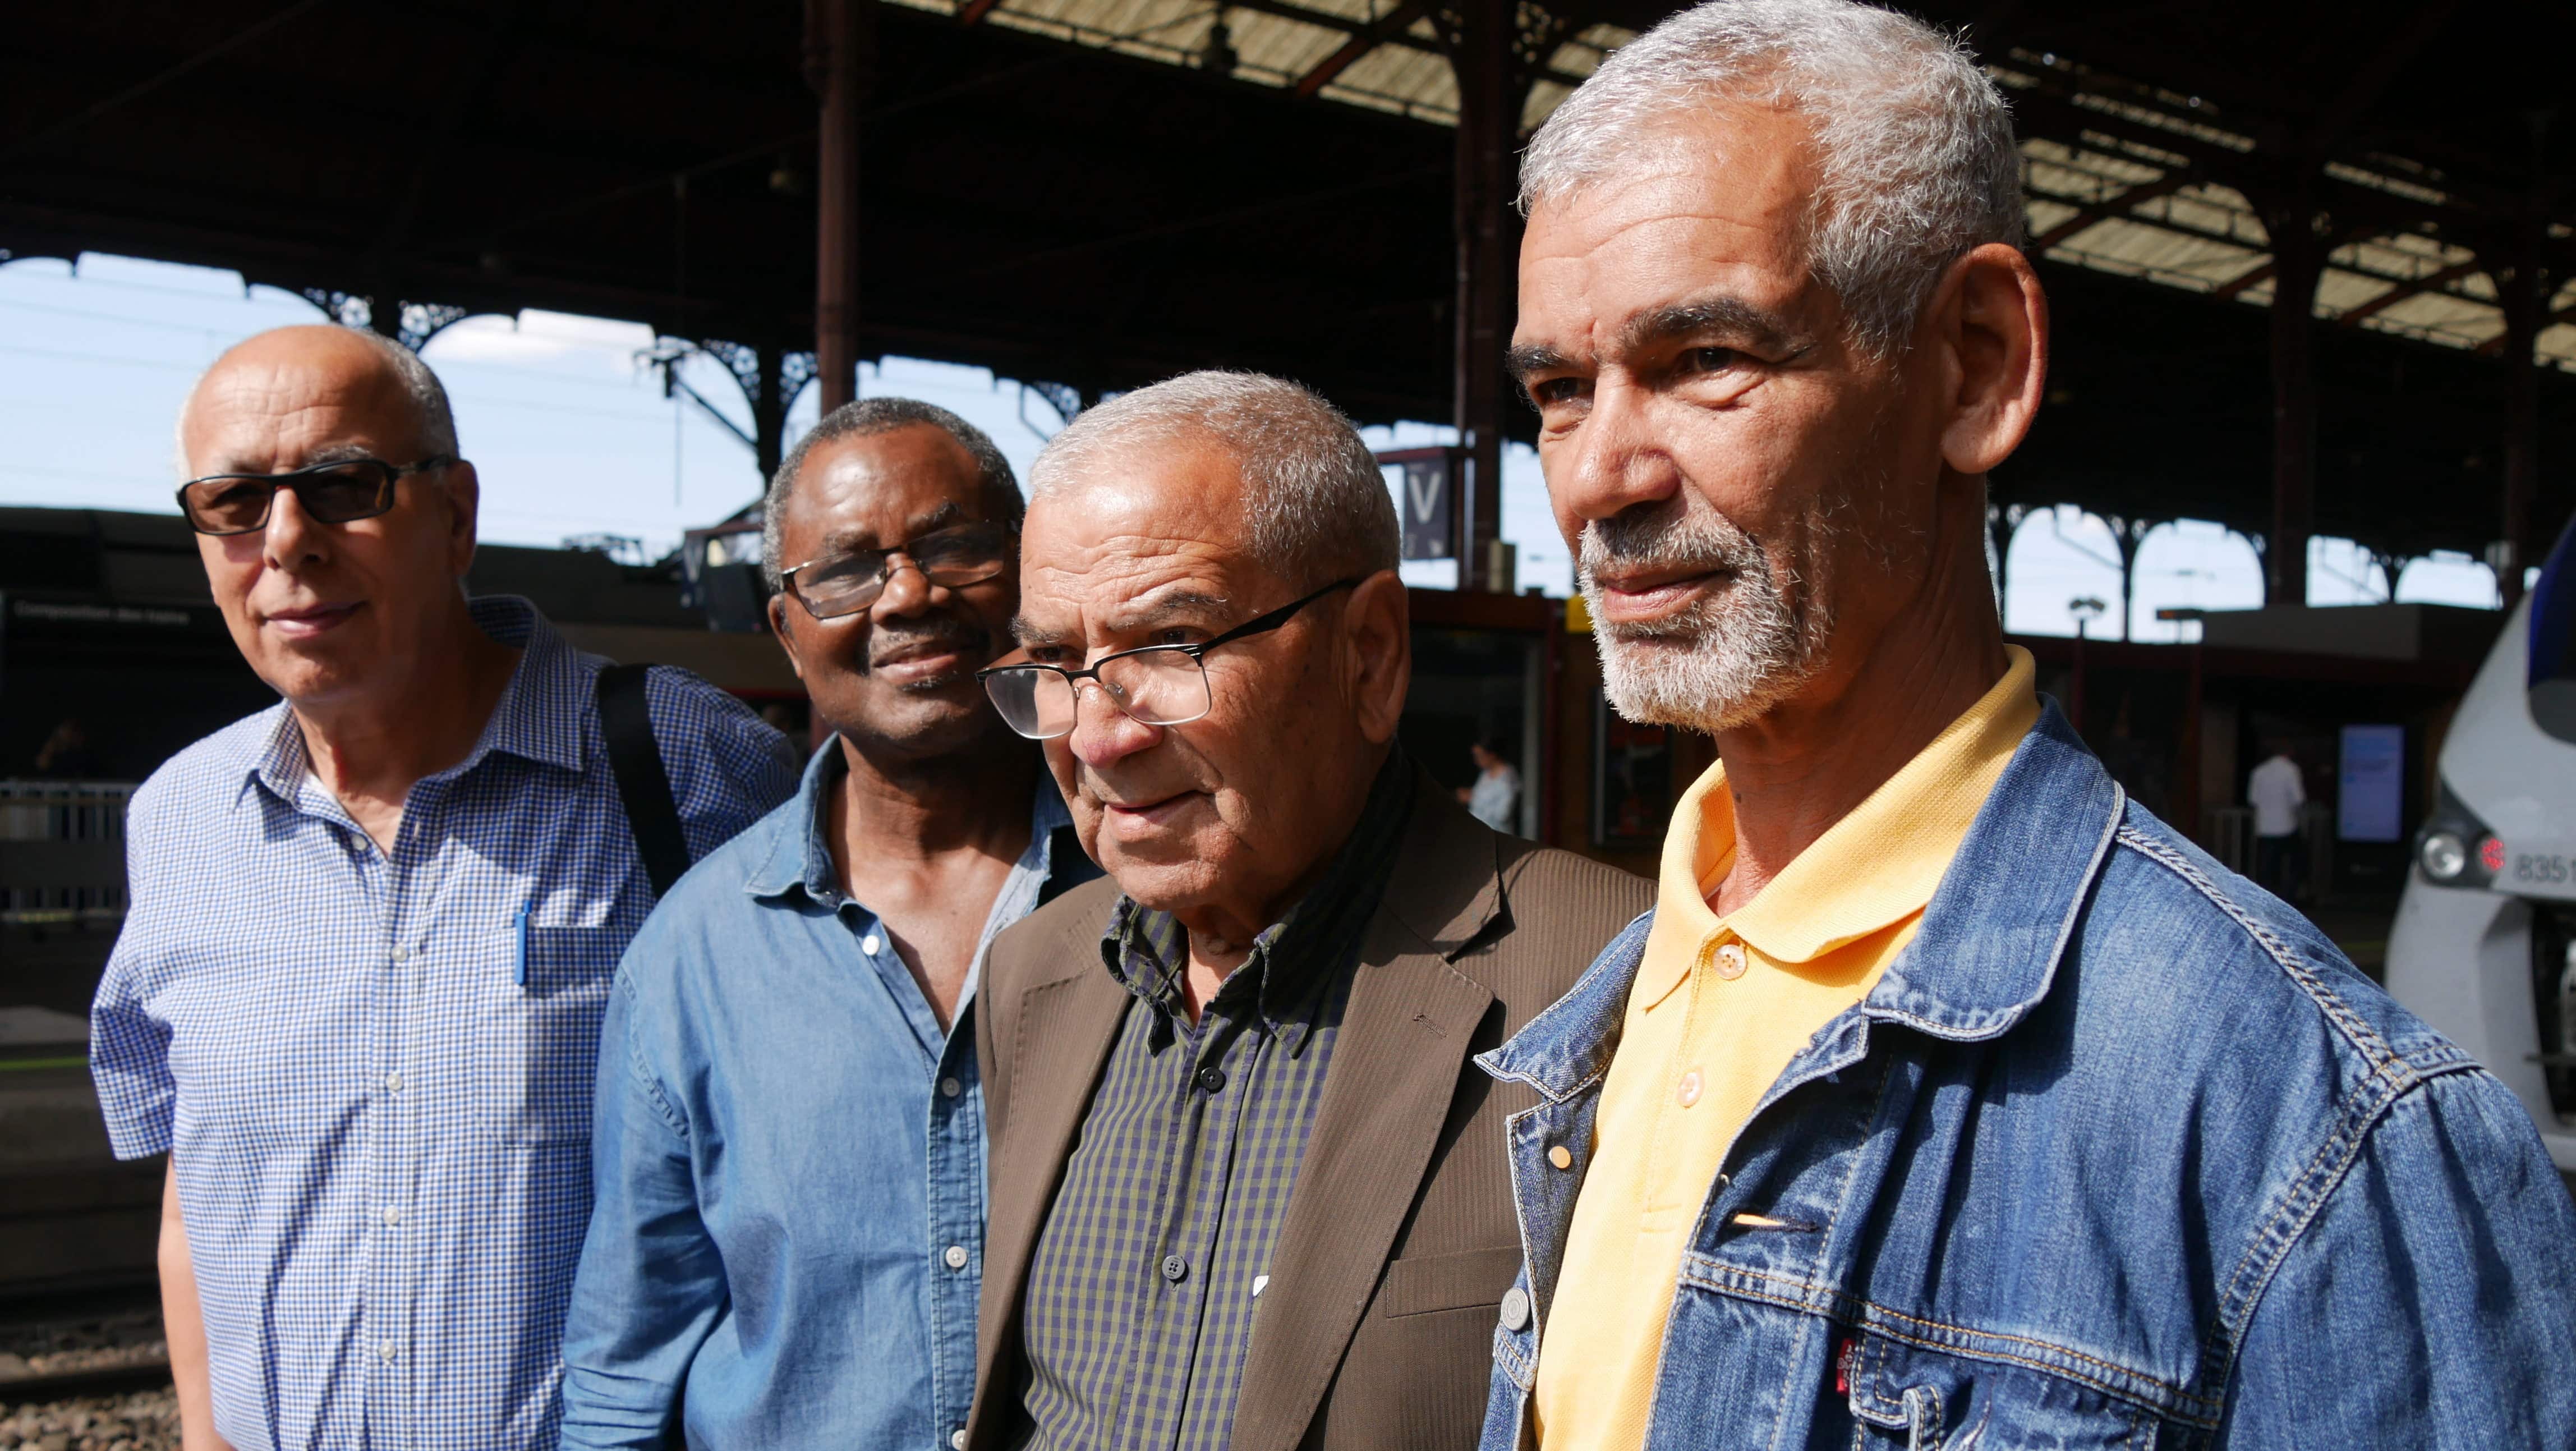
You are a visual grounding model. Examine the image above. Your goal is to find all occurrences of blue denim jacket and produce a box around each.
[560,744,1094,1451]
[1478,705,2576,1450]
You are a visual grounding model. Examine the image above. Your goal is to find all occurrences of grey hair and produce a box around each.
[173,325,459,476]
[762,397,1022,589]
[1519,0,2023,356]
[1027,370,1399,585]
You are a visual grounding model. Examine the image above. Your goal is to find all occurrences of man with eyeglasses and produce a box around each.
[559,397,1098,1451]
[959,371,1650,1451]
[88,324,798,1451]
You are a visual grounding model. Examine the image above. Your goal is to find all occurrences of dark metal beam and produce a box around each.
[1295,0,1427,97]
[2030,171,2196,251]
[2336,256,2482,327]
[2301,0,2463,153]
[1,0,337,163]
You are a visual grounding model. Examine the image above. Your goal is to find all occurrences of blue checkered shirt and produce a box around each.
[88,595,799,1451]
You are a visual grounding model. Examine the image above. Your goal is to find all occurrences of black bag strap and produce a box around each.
[595,664,692,899]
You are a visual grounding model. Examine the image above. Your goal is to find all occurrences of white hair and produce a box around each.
[1520,0,2023,356]
[174,325,459,477]
[1029,370,1399,584]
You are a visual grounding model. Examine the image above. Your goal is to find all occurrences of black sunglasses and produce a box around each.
[176,456,453,536]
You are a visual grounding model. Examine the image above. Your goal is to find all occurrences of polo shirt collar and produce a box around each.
[1632,646,2039,1011]
[240,594,581,804]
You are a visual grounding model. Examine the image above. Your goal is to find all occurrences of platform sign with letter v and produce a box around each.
[1381,446,1461,561]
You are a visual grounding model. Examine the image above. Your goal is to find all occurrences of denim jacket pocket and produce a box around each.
[1838,1328,2168,1451]
[478,925,617,1146]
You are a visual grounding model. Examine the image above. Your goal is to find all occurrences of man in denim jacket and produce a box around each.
[1480,2,2576,1447]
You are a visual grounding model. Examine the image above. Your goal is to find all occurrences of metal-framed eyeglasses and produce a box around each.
[976,577,1359,740]
[175,456,453,536]
[779,520,1016,620]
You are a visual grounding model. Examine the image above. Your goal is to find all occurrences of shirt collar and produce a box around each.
[744,737,1077,909]
[240,595,579,805]
[1632,646,2039,1009]
[1099,747,1415,1042]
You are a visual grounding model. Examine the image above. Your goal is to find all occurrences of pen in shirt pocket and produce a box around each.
[514,898,531,988]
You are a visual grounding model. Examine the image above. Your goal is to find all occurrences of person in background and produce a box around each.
[964,371,1650,1451]
[88,324,797,1451]
[1478,2,2576,1447]
[2248,741,2307,903]
[1457,737,1522,833]
[560,399,1097,1451]
[34,718,98,779]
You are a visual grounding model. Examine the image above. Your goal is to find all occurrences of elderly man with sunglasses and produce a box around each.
[559,397,1099,1451]
[88,324,797,1451]
[959,371,1650,1451]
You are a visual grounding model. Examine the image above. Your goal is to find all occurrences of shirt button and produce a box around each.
[381,1205,402,1225]
[1195,1066,1227,1094]
[944,1245,969,1271]
[383,1072,403,1094]
[378,1339,399,1363]
[861,933,883,955]
[940,1077,964,1099]
[1547,1145,1574,1171]
[1714,943,1747,980]
[951,1432,968,1451]
[1161,1254,1189,1283]
[1676,1069,1704,1108]
[389,946,410,965]
[1499,1285,1531,1332]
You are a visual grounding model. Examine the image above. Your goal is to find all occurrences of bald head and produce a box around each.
[180,325,457,479]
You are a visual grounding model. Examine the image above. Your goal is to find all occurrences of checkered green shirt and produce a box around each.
[1012,754,1416,1451]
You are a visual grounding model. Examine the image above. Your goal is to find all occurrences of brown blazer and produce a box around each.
[967,770,1652,1451]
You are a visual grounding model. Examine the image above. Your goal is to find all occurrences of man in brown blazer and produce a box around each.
[963,370,1651,1451]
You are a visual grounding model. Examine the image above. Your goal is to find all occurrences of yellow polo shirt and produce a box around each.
[1532,648,2037,1450]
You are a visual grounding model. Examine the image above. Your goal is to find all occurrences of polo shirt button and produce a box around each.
[1547,1145,1573,1170]
[1499,1285,1531,1333]
[952,1432,968,1451]
[861,933,883,955]
[1714,943,1747,980]
[944,1245,969,1270]
[1161,1254,1189,1283]
[941,1077,963,1099]
[1676,1069,1704,1108]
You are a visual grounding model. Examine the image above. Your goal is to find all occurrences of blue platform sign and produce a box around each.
[2338,724,2404,843]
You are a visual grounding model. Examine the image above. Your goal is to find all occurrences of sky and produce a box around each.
[0,250,2511,637]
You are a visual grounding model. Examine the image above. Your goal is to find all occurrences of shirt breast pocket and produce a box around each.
[477,925,620,1147]
[1837,1328,2181,1451]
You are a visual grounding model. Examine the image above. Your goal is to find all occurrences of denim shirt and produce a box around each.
[1478,704,2576,1450]
[560,743,1095,1451]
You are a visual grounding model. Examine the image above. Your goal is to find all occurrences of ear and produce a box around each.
[443,460,482,576]
[767,592,811,683]
[1927,243,2049,478]
[1342,570,1411,746]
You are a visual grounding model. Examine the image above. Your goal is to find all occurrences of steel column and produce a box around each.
[2495,218,2543,609]
[2262,178,2324,607]
[1449,0,1516,592]
[808,0,872,414]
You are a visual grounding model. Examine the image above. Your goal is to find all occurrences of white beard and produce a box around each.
[1579,498,1827,734]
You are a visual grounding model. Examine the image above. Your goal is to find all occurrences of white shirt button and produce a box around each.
[861,933,883,955]
[944,1244,969,1270]
[381,1205,402,1225]
[951,1431,968,1450]
[940,1077,963,1099]
[384,1072,403,1094]
[1714,943,1748,980]
[389,946,410,964]
[1677,1069,1705,1108]
[379,1339,399,1363]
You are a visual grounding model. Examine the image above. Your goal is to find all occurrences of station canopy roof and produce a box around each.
[4,0,2572,558]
